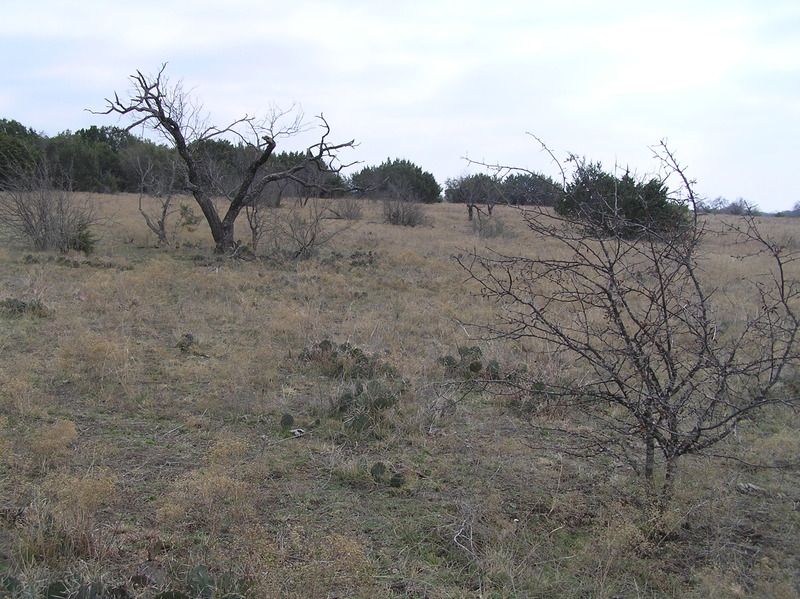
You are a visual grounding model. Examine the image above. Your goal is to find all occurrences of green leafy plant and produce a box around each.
[280,413,295,430]
[67,218,98,253]
[0,576,114,599]
[350,157,441,204]
[370,461,387,481]
[437,346,501,381]
[178,203,202,232]
[331,380,404,438]
[556,159,688,238]
[187,565,214,598]
[299,339,396,380]
[349,250,376,268]
[0,297,53,318]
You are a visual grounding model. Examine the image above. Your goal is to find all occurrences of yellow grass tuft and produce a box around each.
[31,419,78,464]
[157,466,258,535]
[0,372,51,418]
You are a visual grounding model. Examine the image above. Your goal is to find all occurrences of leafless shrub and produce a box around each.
[127,150,185,244]
[257,199,346,260]
[382,197,429,227]
[379,180,430,227]
[0,160,98,253]
[242,172,296,253]
[471,213,513,239]
[244,200,270,254]
[460,141,800,504]
[332,197,364,221]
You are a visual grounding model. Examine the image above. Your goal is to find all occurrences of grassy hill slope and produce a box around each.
[1,196,799,598]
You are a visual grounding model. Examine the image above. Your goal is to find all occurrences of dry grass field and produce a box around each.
[1,194,799,598]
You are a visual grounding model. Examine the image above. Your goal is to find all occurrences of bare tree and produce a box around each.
[127,150,184,245]
[291,159,332,207]
[459,142,800,503]
[96,64,355,253]
[445,173,504,221]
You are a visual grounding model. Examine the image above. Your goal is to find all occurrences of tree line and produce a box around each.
[0,118,345,196]
[1,117,568,209]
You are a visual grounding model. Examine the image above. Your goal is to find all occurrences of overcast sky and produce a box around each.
[2,0,799,211]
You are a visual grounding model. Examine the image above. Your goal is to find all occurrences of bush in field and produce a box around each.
[382,195,429,227]
[333,197,363,221]
[470,214,512,239]
[438,346,500,381]
[300,339,396,380]
[0,160,98,253]
[350,158,441,203]
[250,200,345,259]
[332,380,404,437]
[0,297,53,318]
[461,142,800,504]
[556,159,688,238]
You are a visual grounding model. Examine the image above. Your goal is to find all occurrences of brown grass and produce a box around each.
[0,195,798,598]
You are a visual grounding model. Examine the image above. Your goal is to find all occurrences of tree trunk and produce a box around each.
[215,205,243,253]
[644,433,655,483]
[662,453,679,503]
[215,224,236,253]
[642,410,656,485]
[191,191,227,251]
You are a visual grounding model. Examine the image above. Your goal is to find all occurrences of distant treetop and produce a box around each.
[350,158,441,203]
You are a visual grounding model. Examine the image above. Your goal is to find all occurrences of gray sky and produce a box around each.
[3,0,799,211]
